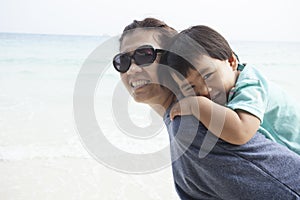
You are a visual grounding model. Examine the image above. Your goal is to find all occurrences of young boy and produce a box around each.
[167,25,300,154]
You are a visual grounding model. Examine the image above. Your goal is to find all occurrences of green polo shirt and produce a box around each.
[227,65,300,155]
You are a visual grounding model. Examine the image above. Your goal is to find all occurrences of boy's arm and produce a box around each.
[170,96,260,145]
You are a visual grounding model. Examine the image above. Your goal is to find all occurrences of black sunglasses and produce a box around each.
[113,45,165,73]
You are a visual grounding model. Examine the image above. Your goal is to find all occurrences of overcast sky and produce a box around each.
[1,0,300,41]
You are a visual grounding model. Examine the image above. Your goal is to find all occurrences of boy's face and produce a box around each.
[171,55,238,105]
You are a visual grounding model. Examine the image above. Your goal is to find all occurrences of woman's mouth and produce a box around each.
[130,80,151,90]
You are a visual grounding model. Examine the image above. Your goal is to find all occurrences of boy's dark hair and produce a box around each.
[167,25,234,78]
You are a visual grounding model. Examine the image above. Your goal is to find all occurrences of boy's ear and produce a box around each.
[228,53,238,70]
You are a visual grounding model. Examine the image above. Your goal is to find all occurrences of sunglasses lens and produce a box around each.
[113,46,158,73]
[113,54,131,73]
[134,47,156,66]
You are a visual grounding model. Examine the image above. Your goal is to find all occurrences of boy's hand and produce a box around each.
[170,97,197,120]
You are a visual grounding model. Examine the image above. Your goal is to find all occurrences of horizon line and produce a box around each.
[1,31,300,43]
[0,31,111,38]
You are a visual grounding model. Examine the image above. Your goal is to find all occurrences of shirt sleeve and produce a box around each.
[226,78,268,123]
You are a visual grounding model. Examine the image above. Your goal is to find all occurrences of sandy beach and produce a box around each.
[0,158,178,200]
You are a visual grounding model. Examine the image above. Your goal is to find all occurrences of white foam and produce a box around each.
[0,138,91,161]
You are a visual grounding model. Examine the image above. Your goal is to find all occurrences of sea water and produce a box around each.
[0,33,109,160]
[1,32,300,199]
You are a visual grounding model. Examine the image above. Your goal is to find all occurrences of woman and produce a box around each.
[113,18,300,199]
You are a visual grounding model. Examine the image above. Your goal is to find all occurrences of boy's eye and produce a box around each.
[181,85,196,96]
[203,72,213,80]
[183,85,194,91]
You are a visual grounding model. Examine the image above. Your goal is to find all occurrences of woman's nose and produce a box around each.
[126,62,142,75]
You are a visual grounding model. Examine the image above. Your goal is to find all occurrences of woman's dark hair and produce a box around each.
[119,18,177,49]
[167,25,234,78]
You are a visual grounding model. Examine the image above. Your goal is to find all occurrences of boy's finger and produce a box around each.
[170,103,181,120]
[170,107,180,120]
[170,109,175,120]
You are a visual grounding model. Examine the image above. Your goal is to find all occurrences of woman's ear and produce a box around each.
[228,52,238,71]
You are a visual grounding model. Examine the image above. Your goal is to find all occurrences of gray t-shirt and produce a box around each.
[163,107,300,199]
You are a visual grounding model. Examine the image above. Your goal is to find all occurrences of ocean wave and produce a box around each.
[0,142,91,161]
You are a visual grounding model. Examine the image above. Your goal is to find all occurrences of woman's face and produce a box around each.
[120,30,171,104]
